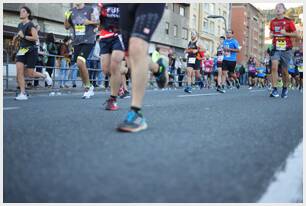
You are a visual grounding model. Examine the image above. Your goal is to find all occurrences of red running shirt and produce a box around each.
[270,17,296,50]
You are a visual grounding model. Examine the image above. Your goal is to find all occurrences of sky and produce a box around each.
[252,3,303,10]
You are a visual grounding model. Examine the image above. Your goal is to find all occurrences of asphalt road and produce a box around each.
[3,87,303,203]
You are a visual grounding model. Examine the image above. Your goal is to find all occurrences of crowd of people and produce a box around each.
[12,3,303,132]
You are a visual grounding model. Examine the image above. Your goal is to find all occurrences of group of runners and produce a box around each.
[13,3,302,132]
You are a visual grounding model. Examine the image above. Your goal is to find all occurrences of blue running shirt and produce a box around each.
[223,38,240,62]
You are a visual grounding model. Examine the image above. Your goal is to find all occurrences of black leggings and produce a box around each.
[119,3,165,50]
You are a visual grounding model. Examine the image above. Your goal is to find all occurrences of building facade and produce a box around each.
[3,3,72,63]
[149,3,190,57]
[189,3,230,57]
[231,3,265,65]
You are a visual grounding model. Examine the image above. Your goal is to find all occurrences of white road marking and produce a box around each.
[258,141,303,203]
[177,93,220,98]
[250,89,266,93]
[3,107,20,111]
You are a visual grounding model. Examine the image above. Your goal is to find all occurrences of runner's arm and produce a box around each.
[64,19,71,30]
[23,27,38,42]
[280,29,298,37]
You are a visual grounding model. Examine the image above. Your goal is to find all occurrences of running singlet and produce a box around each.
[204,59,213,73]
[248,62,256,73]
[294,50,303,72]
[216,45,224,63]
[256,67,266,78]
[99,4,120,39]
[17,21,36,48]
[187,40,198,64]
[270,17,296,51]
[196,50,205,60]
[70,6,97,45]
[223,38,239,62]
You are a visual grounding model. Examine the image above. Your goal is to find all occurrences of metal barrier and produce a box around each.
[3,51,209,91]
[3,49,9,90]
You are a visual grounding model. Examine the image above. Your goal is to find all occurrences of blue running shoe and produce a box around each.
[154,57,169,88]
[184,86,192,93]
[281,87,288,98]
[270,88,279,98]
[117,110,148,132]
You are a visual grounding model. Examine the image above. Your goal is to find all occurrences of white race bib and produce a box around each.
[224,51,231,58]
[217,55,223,62]
[75,24,86,36]
[276,40,286,51]
[16,47,30,56]
[188,57,196,64]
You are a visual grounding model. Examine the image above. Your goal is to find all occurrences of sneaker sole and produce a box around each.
[117,123,148,133]
[105,107,119,111]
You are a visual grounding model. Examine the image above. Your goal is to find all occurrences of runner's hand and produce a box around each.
[280,29,287,35]
[17,31,24,38]
[84,19,92,25]
[64,10,72,20]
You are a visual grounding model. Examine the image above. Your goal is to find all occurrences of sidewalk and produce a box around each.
[3,77,107,96]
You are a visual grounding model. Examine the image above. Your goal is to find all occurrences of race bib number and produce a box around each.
[188,57,196,64]
[249,66,256,72]
[16,47,29,56]
[276,40,286,51]
[298,66,303,72]
[75,24,85,36]
[217,55,223,62]
[224,51,231,58]
[205,67,212,73]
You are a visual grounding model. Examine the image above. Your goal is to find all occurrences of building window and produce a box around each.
[182,28,188,40]
[223,11,227,18]
[173,25,178,37]
[203,3,209,12]
[209,3,215,14]
[210,21,215,34]
[165,22,169,35]
[179,6,185,16]
[218,25,221,36]
[191,15,196,30]
[218,8,221,16]
[203,19,209,33]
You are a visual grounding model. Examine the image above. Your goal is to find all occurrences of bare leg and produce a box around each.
[271,60,279,88]
[110,51,124,96]
[281,66,289,88]
[16,62,26,93]
[128,37,149,108]
[77,57,90,87]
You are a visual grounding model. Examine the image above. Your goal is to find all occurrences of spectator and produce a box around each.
[45,33,58,86]
[59,36,71,88]
[239,64,246,85]
[175,56,185,87]
[33,24,46,88]
[247,56,257,89]
[87,35,101,87]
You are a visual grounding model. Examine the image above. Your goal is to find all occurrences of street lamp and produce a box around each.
[207,15,227,34]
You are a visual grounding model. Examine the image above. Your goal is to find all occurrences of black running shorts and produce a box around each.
[119,3,165,50]
[16,46,38,68]
[248,72,256,78]
[222,60,236,73]
[73,44,94,63]
[99,35,124,55]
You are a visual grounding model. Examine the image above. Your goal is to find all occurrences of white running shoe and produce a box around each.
[43,71,53,86]
[248,87,253,90]
[15,93,28,100]
[82,85,94,99]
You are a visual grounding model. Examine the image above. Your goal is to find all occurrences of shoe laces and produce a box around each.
[126,111,137,122]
